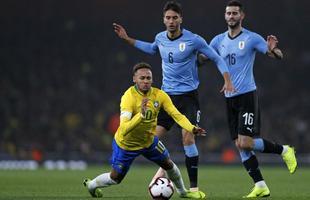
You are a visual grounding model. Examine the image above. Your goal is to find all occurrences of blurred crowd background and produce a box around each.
[1,0,309,164]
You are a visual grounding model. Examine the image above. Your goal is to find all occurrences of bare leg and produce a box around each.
[150,167,166,185]
[159,158,187,196]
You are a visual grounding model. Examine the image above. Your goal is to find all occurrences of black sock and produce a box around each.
[262,139,283,154]
[243,155,264,183]
[185,155,199,188]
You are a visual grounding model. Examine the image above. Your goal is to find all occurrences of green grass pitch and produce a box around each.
[0,165,309,200]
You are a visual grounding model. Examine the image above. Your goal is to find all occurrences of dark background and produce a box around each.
[1,0,309,163]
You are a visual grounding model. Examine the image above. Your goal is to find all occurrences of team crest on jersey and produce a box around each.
[179,42,186,52]
[239,41,245,50]
[153,101,159,108]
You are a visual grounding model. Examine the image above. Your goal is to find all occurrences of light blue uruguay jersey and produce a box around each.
[210,28,268,98]
[135,29,228,95]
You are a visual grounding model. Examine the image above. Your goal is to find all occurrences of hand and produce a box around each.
[220,72,236,95]
[113,23,129,40]
[267,35,283,59]
[220,79,236,95]
[267,35,278,51]
[192,127,207,136]
[141,98,149,118]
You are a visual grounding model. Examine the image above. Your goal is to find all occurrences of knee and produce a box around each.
[113,178,122,184]
[161,159,174,171]
[110,171,123,184]
[111,177,122,184]
[235,140,241,149]
[182,131,195,146]
[236,141,253,150]
[235,136,254,150]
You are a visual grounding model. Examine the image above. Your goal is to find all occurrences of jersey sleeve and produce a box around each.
[195,35,228,74]
[252,33,268,54]
[134,38,158,55]
[119,92,143,135]
[160,91,195,133]
[210,36,219,53]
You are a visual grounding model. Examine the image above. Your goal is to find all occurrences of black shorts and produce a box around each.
[226,90,260,140]
[157,90,201,131]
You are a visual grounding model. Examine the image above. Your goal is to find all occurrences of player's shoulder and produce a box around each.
[185,29,202,38]
[155,30,167,39]
[182,28,194,36]
[120,87,135,106]
[212,31,227,41]
[122,86,135,97]
[152,87,168,97]
[242,28,262,38]
[182,29,208,45]
[210,32,227,47]
[152,87,164,95]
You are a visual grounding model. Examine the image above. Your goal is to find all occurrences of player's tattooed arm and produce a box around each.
[266,35,283,59]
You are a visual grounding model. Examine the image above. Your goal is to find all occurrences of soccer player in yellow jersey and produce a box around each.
[83,62,206,199]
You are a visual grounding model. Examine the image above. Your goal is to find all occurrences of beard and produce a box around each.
[227,20,241,29]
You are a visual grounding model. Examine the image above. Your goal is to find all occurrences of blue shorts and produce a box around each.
[110,136,170,175]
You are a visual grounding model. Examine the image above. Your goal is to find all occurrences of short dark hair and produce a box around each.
[226,0,243,12]
[132,62,152,75]
[163,1,182,16]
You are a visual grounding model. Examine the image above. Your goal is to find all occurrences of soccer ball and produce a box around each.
[148,177,174,200]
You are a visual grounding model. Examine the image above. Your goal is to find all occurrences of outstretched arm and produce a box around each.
[113,23,136,46]
[113,23,157,55]
[266,35,283,59]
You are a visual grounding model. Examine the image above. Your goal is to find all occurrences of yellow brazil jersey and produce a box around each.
[114,85,195,151]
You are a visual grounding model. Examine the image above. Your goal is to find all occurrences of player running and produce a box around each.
[201,0,297,198]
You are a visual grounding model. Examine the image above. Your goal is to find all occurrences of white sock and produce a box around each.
[89,172,117,189]
[165,162,187,195]
[255,180,267,188]
[281,145,288,155]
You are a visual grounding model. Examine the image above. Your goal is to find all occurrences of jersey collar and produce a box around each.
[227,29,243,40]
[166,28,183,41]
